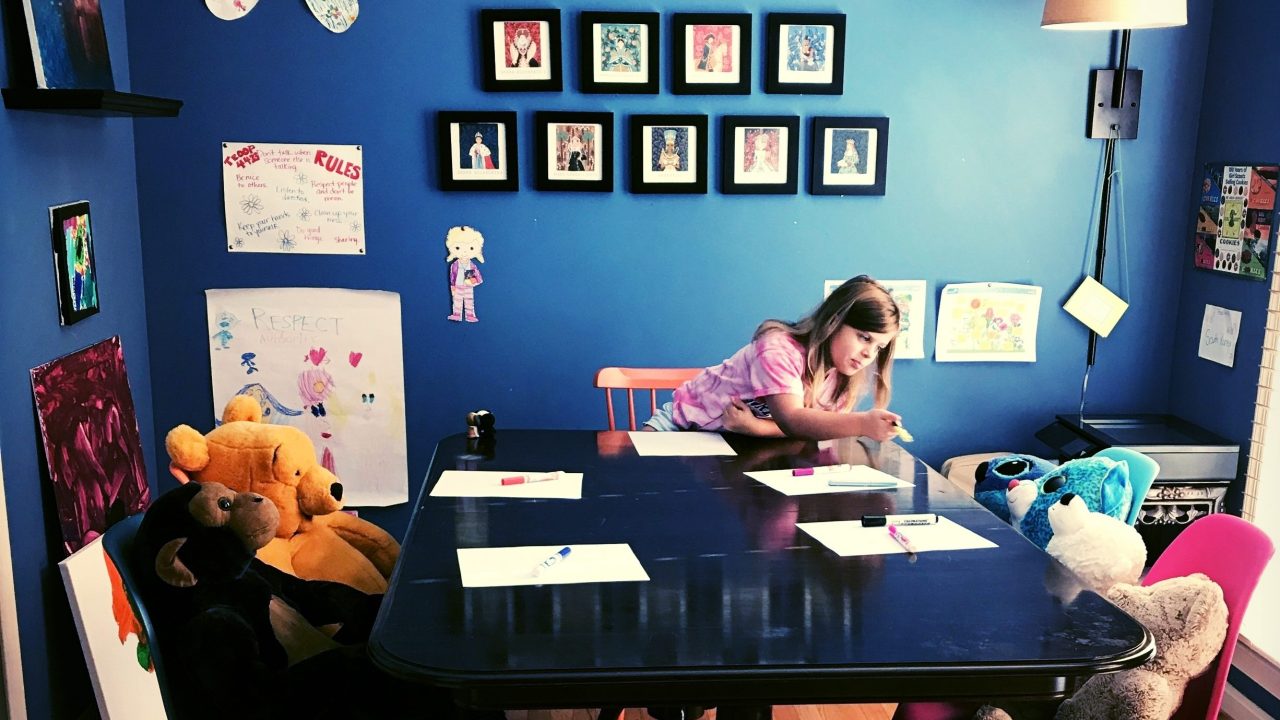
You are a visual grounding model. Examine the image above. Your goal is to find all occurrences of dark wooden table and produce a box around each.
[369,431,1154,712]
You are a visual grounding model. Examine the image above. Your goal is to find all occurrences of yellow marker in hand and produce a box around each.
[894,424,914,442]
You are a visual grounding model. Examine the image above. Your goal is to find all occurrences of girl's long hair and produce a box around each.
[754,275,899,411]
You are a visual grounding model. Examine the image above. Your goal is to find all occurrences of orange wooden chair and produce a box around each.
[594,367,702,431]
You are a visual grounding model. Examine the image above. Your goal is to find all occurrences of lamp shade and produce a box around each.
[1042,0,1186,30]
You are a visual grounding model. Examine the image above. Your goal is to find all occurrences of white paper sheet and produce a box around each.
[935,282,1041,362]
[628,431,737,456]
[1198,304,1242,368]
[1063,275,1128,338]
[745,466,913,496]
[797,516,998,556]
[457,544,650,588]
[431,470,584,499]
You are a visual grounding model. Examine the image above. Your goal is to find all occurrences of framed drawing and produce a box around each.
[436,111,519,192]
[765,13,845,95]
[809,116,889,196]
[630,114,708,194]
[49,201,100,325]
[535,111,613,192]
[479,9,562,92]
[1193,162,1276,280]
[721,115,800,195]
[579,11,659,94]
[672,13,751,95]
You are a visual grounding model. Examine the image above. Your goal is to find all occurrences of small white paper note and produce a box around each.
[797,517,997,556]
[1199,304,1242,368]
[431,470,583,499]
[1063,276,1129,337]
[457,544,650,588]
[745,466,913,496]
[628,431,737,456]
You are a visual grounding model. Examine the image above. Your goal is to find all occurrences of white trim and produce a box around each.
[0,442,28,719]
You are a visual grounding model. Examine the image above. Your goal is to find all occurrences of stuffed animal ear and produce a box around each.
[166,425,210,473]
[155,538,197,588]
[1181,573,1227,634]
[1099,458,1132,518]
[975,461,989,483]
[222,394,264,424]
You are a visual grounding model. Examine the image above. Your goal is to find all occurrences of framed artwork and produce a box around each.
[479,9,562,92]
[671,13,751,95]
[1193,162,1276,280]
[721,115,800,195]
[765,13,846,95]
[49,201,100,325]
[809,116,889,196]
[436,111,519,192]
[629,114,708,194]
[20,0,114,88]
[579,12,659,94]
[534,111,613,192]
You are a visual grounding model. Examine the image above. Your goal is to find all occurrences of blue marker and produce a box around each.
[533,546,572,577]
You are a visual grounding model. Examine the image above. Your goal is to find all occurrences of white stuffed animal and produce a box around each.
[1045,492,1146,595]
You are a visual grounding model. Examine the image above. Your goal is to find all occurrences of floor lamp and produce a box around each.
[1042,0,1187,368]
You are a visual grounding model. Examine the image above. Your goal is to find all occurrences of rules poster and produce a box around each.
[222,142,365,255]
[206,288,407,506]
[935,282,1041,362]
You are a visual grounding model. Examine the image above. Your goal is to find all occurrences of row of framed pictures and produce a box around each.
[437,111,889,196]
[481,10,847,95]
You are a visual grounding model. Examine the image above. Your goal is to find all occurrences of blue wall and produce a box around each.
[0,0,157,717]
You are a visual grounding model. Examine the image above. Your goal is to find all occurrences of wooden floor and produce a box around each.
[505,705,896,720]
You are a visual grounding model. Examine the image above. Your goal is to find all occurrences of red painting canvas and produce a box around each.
[31,336,149,555]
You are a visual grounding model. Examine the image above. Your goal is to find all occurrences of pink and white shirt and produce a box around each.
[671,331,842,430]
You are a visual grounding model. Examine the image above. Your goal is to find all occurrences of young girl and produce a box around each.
[645,275,902,441]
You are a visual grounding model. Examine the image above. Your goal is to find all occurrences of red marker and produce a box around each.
[501,471,564,486]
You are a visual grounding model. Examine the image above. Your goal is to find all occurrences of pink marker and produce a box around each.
[792,464,852,477]
[888,523,918,554]
[501,471,564,486]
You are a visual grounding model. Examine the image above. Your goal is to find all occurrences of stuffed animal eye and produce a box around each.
[217,497,233,511]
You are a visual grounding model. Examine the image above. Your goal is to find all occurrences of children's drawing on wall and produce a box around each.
[49,201,100,325]
[206,288,408,506]
[211,310,238,349]
[935,282,1041,362]
[222,142,365,255]
[205,0,259,21]
[493,20,550,82]
[446,226,485,323]
[1193,163,1276,281]
[31,336,150,554]
[305,0,359,33]
[1198,304,1242,368]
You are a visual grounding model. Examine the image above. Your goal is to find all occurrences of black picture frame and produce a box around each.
[629,114,708,194]
[765,13,846,95]
[534,111,614,192]
[809,116,889,196]
[48,201,100,325]
[720,115,800,195]
[479,9,562,92]
[671,13,751,95]
[436,111,519,192]
[579,12,659,94]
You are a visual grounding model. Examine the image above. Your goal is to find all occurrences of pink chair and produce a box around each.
[1140,513,1274,720]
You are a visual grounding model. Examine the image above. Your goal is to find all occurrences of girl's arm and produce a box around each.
[765,393,900,441]
[720,397,786,438]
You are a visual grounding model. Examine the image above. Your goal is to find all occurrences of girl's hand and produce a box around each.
[861,409,901,442]
[722,398,785,437]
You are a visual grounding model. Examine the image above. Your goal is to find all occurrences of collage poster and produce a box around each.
[935,283,1041,363]
[1194,163,1276,280]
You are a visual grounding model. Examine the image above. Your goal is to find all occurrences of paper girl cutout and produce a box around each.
[446,226,485,323]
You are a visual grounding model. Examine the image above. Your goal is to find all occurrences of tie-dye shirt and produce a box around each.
[671,331,841,430]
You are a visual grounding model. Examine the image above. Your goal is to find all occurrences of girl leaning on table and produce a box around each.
[644,275,903,441]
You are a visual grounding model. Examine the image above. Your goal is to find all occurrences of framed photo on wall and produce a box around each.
[579,12,659,94]
[1193,162,1277,280]
[671,13,751,95]
[809,116,889,196]
[720,115,799,194]
[630,114,708,194]
[436,111,519,192]
[765,13,845,95]
[535,111,613,192]
[49,201,100,325]
[479,9,562,92]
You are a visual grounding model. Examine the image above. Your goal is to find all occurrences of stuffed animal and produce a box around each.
[1006,479,1038,532]
[1045,492,1146,597]
[976,573,1229,720]
[166,395,399,594]
[1017,456,1132,550]
[973,454,1057,522]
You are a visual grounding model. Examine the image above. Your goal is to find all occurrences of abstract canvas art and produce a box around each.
[21,0,115,88]
[31,336,149,555]
[49,201,100,325]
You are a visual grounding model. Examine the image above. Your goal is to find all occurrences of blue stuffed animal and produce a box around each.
[1017,456,1133,550]
[973,454,1058,522]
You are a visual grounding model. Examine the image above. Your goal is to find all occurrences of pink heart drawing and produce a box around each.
[308,347,327,366]
[349,351,363,367]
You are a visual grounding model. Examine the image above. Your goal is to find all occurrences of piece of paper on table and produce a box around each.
[797,516,997,556]
[745,466,913,496]
[628,431,737,456]
[431,470,583,499]
[1063,275,1129,337]
[1198,304,1242,368]
[457,544,650,588]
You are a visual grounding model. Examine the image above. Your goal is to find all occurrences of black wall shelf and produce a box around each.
[1,88,182,117]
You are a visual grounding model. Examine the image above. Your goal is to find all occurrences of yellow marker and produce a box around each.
[894,424,914,442]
